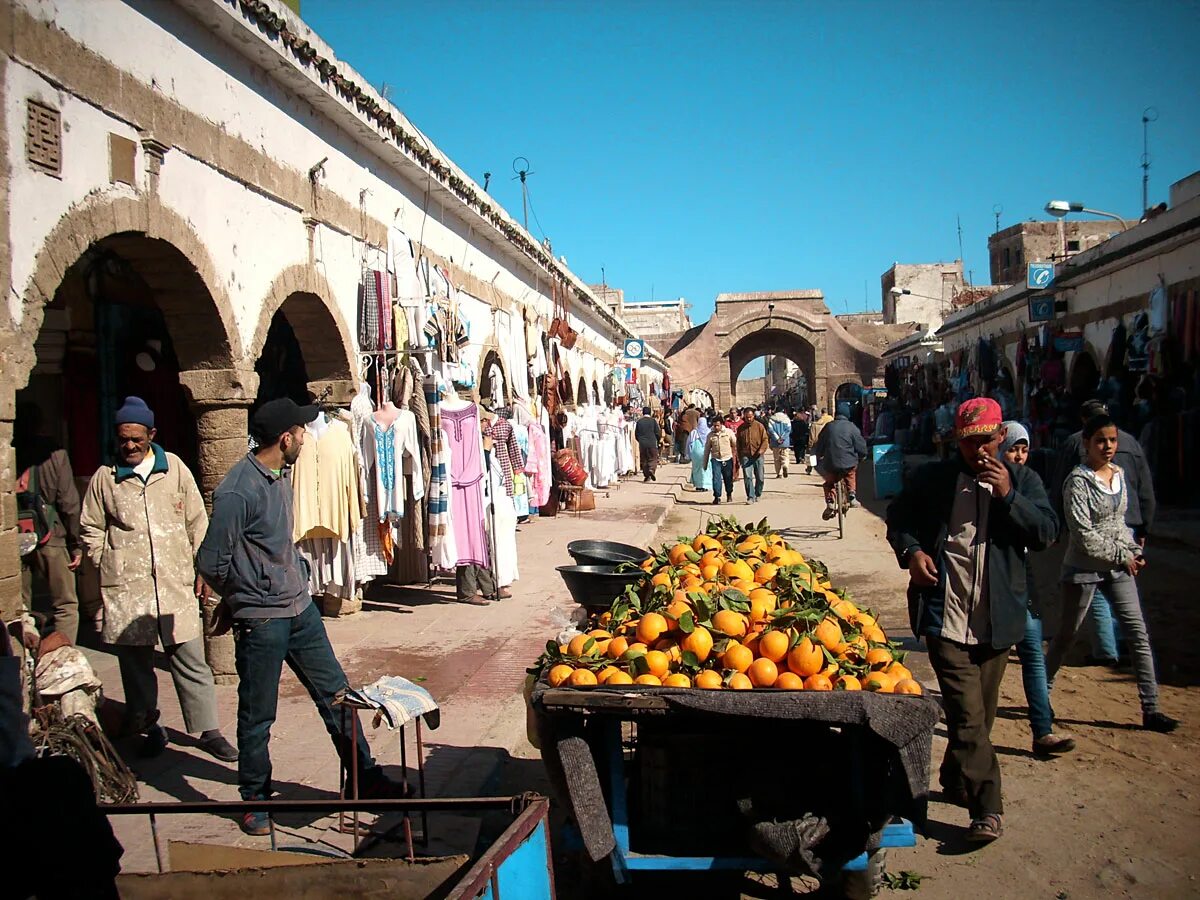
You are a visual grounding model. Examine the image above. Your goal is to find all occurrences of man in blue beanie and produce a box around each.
[80,396,236,763]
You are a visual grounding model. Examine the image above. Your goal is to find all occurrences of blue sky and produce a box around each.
[302,0,1200,327]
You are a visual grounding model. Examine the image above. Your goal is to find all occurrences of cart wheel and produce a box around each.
[822,849,886,900]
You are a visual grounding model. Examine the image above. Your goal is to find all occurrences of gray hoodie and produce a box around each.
[1061,463,1141,572]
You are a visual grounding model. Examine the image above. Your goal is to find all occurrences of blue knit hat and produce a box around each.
[836,401,852,418]
[115,396,155,429]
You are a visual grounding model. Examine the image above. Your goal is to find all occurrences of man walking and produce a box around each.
[735,407,769,503]
[886,398,1057,843]
[14,405,83,642]
[767,409,792,478]
[80,397,236,762]
[814,402,868,519]
[198,399,409,835]
[634,406,661,482]
[791,409,810,467]
[677,404,700,463]
[702,417,737,504]
[807,408,833,474]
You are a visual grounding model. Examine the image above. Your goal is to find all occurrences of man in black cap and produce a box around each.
[198,398,407,836]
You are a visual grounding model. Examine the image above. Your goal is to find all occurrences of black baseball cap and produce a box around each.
[251,398,318,444]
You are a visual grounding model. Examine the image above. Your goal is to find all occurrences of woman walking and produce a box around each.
[1046,413,1179,733]
[999,422,1075,756]
[687,415,712,492]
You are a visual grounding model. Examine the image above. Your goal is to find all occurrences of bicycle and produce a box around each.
[835,475,847,540]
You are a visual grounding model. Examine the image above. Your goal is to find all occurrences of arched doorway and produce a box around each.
[577,375,588,408]
[591,380,600,408]
[1069,350,1099,403]
[835,381,865,427]
[15,234,235,479]
[725,326,818,412]
[481,349,508,407]
[602,372,615,407]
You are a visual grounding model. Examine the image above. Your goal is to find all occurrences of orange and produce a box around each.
[741,631,762,657]
[693,669,724,690]
[634,674,663,686]
[567,634,594,657]
[653,638,682,664]
[547,664,574,687]
[640,557,655,572]
[650,572,672,589]
[606,671,634,685]
[679,573,703,590]
[662,673,692,688]
[623,642,649,659]
[886,662,913,683]
[862,624,887,644]
[693,534,721,553]
[813,617,844,651]
[728,672,754,690]
[774,671,805,690]
[712,610,748,638]
[637,613,670,645]
[894,678,923,695]
[754,563,779,584]
[758,630,790,664]
[598,611,612,626]
[732,578,758,595]
[700,564,721,581]
[568,669,598,687]
[804,673,834,691]
[606,636,630,660]
[862,672,895,693]
[835,674,862,691]
[664,598,693,625]
[787,637,824,677]
[642,650,670,679]
[700,549,724,567]
[596,666,621,684]
[668,543,693,566]
[681,626,714,663]
[747,658,779,688]
[829,598,859,621]
[721,560,754,582]
[720,643,754,673]
[865,648,893,670]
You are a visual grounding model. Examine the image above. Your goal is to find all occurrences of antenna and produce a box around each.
[993,204,1003,233]
[511,157,533,231]
[956,214,964,266]
[483,172,491,192]
[1141,107,1158,214]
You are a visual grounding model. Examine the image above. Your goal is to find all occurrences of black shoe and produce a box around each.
[198,731,239,762]
[713,497,721,505]
[139,724,169,758]
[1143,711,1180,733]
[1084,655,1119,667]
[822,506,837,521]
[651,474,657,481]
[643,476,651,482]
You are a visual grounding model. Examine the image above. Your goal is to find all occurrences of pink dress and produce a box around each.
[442,404,489,567]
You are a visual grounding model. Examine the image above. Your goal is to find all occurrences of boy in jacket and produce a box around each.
[886,398,1057,844]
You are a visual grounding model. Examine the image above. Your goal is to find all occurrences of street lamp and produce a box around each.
[1044,200,1131,230]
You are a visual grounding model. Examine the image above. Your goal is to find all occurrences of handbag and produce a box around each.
[555,450,588,486]
[565,488,595,512]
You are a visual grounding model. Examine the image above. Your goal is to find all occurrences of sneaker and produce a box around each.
[848,498,862,509]
[139,724,169,758]
[822,506,837,521]
[1143,711,1180,733]
[240,811,271,836]
[1032,733,1076,756]
[198,731,239,763]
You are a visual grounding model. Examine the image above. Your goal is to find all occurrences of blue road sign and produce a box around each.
[1027,262,1055,290]
[1028,295,1055,322]
[623,338,644,360]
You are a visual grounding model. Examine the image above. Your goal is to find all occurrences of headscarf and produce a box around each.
[687,416,710,454]
[999,420,1030,454]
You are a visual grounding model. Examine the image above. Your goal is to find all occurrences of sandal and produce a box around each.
[967,813,1003,843]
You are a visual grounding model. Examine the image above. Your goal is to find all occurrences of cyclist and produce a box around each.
[814,402,867,519]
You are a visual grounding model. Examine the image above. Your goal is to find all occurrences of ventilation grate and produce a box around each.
[26,100,61,176]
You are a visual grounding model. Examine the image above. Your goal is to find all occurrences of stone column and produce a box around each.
[179,368,259,685]
[0,379,22,626]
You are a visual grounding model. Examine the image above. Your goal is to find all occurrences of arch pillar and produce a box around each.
[178,366,260,685]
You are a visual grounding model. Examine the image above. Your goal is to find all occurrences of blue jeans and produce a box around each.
[1087,589,1123,659]
[1015,609,1053,739]
[710,458,734,500]
[234,602,376,801]
[740,455,765,499]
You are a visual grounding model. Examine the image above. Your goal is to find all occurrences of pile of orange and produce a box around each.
[535,517,924,695]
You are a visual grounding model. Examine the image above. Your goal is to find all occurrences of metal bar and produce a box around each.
[416,718,429,845]
[338,706,347,833]
[602,717,631,884]
[399,723,413,860]
[443,797,552,900]
[351,711,360,846]
[102,796,533,816]
[149,813,167,874]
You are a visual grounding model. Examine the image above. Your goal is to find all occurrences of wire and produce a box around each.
[523,179,548,243]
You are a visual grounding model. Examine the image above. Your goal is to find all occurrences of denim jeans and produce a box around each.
[740,455,765,499]
[710,458,734,501]
[1015,609,1053,739]
[234,602,376,800]
[1087,589,1122,659]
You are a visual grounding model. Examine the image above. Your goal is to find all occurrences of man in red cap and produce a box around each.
[886,397,1057,844]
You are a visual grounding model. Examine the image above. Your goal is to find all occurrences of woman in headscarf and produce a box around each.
[687,415,712,491]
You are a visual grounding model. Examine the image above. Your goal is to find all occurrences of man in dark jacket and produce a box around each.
[14,405,83,642]
[197,399,409,836]
[634,406,661,481]
[886,398,1057,844]
[791,409,811,465]
[1049,398,1156,662]
[814,402,867,519]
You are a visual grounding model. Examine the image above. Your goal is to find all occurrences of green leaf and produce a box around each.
[582,637,596,655]
[678,611,695,634]
[546,640,559,656]
[629,653,650,676]
[680,650,700,669]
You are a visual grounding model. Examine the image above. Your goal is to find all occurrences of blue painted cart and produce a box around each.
[540,688,925,899]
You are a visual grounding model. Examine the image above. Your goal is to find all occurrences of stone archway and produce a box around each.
[480,347,508,406]
[251,265,356,405]
[720,315,823,411]
[1069,349,1099,402]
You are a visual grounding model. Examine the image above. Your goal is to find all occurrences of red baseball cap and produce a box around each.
[955,398,1003,438]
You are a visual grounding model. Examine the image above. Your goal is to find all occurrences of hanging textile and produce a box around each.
[361,408,425,521]
[487,451,519,588]
[443,403,489,568]
[483,416,522,496]
[525,421,553,507]
[292,416,363,543]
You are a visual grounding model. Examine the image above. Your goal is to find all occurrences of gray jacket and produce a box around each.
[814,416,867,473]
[197,453,312,620]
[1061,464,1141,572]
[1051,429,1155,531]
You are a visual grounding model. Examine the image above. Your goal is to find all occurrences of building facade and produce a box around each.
[880,261,964,330]
[987,220,1119,285]
[0,0,661,628]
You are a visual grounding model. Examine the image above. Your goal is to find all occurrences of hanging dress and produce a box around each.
[442,403,489,567]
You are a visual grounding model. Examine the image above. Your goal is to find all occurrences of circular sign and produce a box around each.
[625,340,643,358]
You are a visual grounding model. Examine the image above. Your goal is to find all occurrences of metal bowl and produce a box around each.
[556,565,646,612]
[566,540,652,568]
